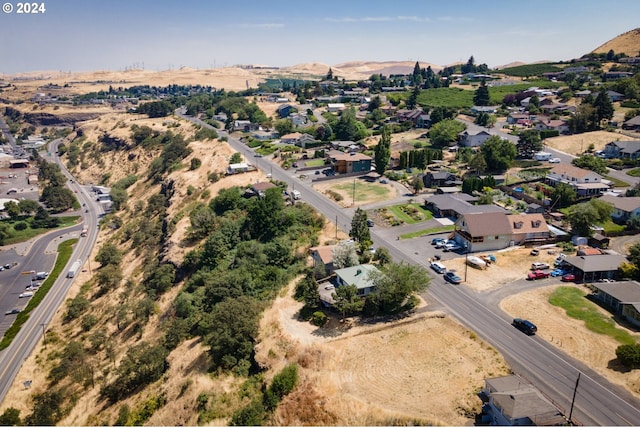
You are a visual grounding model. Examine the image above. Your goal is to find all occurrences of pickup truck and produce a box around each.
[527,270,550,280]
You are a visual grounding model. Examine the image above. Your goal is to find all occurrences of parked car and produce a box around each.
[527,270,550,280]
[531,262,550,270]
[4,308,21,315]
[550,268,567,277]
[444,271,462,284]
[443,242,461,252]
[513,318,537,335]
[366,219,374,227]
[430,262,447,274]
[431,238,445,246]
[18,291,34,298]
[561,273,577,282]
[435,239,449,249]
[548,157,561,163]
[530,249,539,256]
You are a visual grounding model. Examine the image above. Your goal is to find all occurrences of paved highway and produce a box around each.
[177,111,640,425]
[0,135,101,404]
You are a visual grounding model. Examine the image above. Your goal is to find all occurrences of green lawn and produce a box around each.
[334,181,390,202]
[400,225,455,240]
[605,175,630,187]
[549,286,636,345]
[2,215,81,245]
[304,158,325,167]
[386,203,433,225]
[626,168,640,177]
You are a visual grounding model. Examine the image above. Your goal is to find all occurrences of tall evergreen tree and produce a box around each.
[594,90,614,125]
[349,208,371,247]
[473,80,490,106]
[374,126,391,175]
[407,85,421,109]
[412,61,422,86]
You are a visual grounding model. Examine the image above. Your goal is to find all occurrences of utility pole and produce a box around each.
[335,214,338,240]
[464,243,469,282]
[568,372,581,424]
[352,179,356,207]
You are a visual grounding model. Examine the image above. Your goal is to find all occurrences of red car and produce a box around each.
[561,274,576,282]
[527,270,550,280]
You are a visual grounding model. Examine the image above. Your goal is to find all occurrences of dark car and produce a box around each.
[366,219,374,227]
[4,308,21,315]
[513,318,537,335]
[444,271,462,284]
[431,238,445,246]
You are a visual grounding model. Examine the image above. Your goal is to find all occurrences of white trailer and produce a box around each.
[533,151,552,161]
[67,260,82,278]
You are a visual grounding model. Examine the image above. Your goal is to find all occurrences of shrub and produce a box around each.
[616,343,640,368]
[190,158,202,170]
[13,222,27,231]
[311,311,327,326]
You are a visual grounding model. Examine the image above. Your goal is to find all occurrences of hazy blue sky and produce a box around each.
[1,0,639,73]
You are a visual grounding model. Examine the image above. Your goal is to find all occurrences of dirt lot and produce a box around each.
[254,244,640,425]
[543,130,638,156]
[313,177,401,208]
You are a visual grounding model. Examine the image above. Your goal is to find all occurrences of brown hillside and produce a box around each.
[592,28,640,56]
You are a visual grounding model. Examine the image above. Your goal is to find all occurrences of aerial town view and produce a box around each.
[2,1,640,425]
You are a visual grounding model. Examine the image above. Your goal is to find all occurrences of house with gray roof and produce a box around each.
[591,281,640,327]
[481,375,565,426]
[458,130,492,147]
[424,193,507,219]
[561,253,625,282]
[599,194,640,223]
[545,164,608,198]
[603,140,640,160]
[622,115,640,131]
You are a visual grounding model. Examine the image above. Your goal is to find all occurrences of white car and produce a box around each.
[19,291,34,298]
[548,158,561,163]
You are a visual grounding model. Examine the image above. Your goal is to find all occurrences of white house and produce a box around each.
[327,103,346,113]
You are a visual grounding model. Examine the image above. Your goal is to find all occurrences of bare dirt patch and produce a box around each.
[256,284,510,425]
[544,130,637,156]
[313,177,399,208]
[437,247,558,292]
[500,285,640,398]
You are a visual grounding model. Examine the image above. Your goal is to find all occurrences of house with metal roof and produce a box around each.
[561,253,625,282]
[334,264,380,296]
[423,193,507,219]
[591,281,640,328]
[480,375,565,426]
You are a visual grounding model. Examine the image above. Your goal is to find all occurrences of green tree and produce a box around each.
[274,118,294,136]
[594,90,614,125]
[480,136,517,171]
[205,296,263,371]
[332,284,364,317]
[334,108,368,141]
[411,61,423,86]
[468,152,487,174]
[0,407,21,426]
[230,152,243,164]
[567,199,614,236]
[372,247,392,266]
[473,80,490,106]
[516,130,543,159]
[428,119,466,147]
[571,154,608,175]
[95,243,122,268]
[109,187,128,211]
[411,176,424,194]
[349,208,371,248]
[4,201,19,220]
[407,85,421,109]
[247,187,285,241]
[40,185,76,212]
[17,199,40,216]
[550,183,576,209]
[374,126,391,175]
[365,262,430,315]
[332,240,360,269]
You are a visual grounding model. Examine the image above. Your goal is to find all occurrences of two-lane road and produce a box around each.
[177,111,640,425]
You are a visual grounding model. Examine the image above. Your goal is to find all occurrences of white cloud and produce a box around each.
[325,15,432,23]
